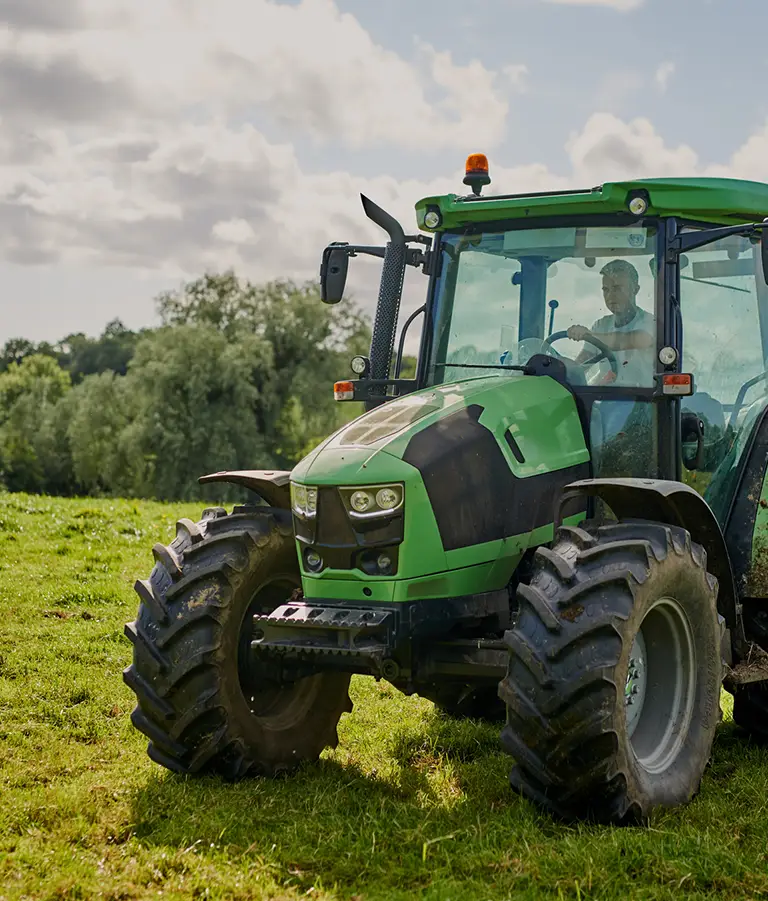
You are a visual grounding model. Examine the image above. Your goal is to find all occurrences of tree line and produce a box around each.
[0,272,375,501]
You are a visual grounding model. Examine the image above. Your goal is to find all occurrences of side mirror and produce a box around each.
[681,409,705,471]
[320,243,350,304]
[761,223,768,286]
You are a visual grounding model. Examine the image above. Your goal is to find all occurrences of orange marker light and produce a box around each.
[465,153,489,176]
[334,380,355,401]
[662,373,693,396]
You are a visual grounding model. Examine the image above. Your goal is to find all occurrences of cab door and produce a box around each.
[677,233,768,592]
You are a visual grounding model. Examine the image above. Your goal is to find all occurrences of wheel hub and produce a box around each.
[625,597,696,775]
[624,631,647,737]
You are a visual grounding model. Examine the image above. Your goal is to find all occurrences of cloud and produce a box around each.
[0,0,767,333]
[566,113,699,182]
[724,124,768,183]
[0,0,87,31]
[655,61,675,93]
[0,49,137,125]
[0,0,523,151]
[211,218,260,246]
[1,109,760,289]
[542,0,644,10]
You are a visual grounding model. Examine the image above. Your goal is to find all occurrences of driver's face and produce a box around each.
[602,273,636,315]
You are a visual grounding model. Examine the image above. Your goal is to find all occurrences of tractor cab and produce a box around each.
[324,162,768,526]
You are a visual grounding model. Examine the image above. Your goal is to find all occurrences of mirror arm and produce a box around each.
[328,244,386,260]
[326,244,426,265]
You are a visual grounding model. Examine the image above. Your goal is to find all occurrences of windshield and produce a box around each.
[427,223,658,389]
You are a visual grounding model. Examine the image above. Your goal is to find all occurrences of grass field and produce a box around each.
[1,492,768,900]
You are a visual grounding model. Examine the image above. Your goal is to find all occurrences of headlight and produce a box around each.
[290,482,317,519]
[376,487,400,510]
[341,483,404,519]
[350,490,373,513]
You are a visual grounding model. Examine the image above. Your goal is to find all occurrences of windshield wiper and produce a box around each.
[436,363,533,373]
[681,275,751,295]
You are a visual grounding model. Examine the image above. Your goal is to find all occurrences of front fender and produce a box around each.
[558,477,742,642]
[198,469,292,508]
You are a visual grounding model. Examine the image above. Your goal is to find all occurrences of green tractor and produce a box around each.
[124,156,768,823]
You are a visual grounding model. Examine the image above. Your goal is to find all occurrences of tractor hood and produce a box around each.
[292,373,588,483]
[290,373,590,604]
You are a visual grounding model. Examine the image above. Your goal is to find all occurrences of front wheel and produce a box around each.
[499,520,723,823]
[123,507,352,778]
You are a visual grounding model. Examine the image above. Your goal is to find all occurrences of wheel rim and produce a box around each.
[625,597,696,775]
[237,576,322,726]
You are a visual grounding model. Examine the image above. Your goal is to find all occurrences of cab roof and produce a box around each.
[415,177,768,232]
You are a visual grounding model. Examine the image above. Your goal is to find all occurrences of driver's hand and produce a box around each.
[567,325,591,342]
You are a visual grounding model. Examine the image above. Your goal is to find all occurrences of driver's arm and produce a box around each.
[597,329,654,351]
[567,325,654,354]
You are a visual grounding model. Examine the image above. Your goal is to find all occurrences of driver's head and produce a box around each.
[600,259,639,316]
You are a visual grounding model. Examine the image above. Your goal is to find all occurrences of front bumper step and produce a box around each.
[251,601,510,684]
[252,603,396,675]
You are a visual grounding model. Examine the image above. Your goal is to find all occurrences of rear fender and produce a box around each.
[557,477,743,647]
[198,469,292,508]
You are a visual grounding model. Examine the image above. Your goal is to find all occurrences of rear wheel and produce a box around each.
[499,520,723,823]
[124,506,352,778]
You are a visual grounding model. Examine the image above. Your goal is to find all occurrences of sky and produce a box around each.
[1,0,768,345]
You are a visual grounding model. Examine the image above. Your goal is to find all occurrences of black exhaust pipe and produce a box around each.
[361,194,407,402]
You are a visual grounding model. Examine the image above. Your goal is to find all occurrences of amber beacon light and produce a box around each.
[463,153,491,196]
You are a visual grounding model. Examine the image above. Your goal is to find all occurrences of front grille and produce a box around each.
[316,488,358,547]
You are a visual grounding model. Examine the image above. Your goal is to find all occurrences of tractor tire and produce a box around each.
[499,520,723,824]
[123,506,352,778]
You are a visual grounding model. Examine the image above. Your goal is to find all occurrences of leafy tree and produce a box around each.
[0,338,36,372]
[157,273,370,465]
[0,355,73,493]
[0,354,70,412]
[67,372,140,496]
[58,319,142,383]
[156,272,257,339]
[123,325,275,501]
[41,391,79,495]
[0,272,374,500]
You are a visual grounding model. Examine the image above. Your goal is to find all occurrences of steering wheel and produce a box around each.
[544,330,619,379]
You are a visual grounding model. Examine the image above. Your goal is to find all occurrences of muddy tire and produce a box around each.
[499,520,723,824]
[123,506,352,778]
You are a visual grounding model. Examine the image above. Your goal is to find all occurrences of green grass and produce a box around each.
[1,492,768,901]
